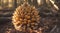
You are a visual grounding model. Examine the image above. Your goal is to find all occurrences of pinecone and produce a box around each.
[12,2,42,33]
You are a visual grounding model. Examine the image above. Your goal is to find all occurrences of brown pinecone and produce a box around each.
[12,3,42,33]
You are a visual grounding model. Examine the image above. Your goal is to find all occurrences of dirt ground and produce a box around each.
[0,17,59,33]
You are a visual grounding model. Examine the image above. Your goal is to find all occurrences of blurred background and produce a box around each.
[0,0,60,33]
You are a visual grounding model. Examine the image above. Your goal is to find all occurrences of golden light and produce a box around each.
[37,0,42,6]
[50,0,59,10]
[8,0,13,8]
[3,0,7,3]
[8,4,13,7]
[9,0,12,2]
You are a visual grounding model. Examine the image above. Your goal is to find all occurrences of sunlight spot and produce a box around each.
[37,0,42,5]
[50,0,59,10]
